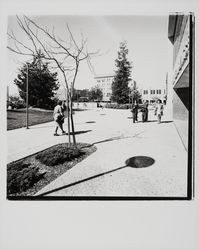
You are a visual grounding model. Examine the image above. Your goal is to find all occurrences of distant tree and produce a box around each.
[88,87,103,101]
[131,85,142,104]
[111,41,132,104]
[14,55,59,109]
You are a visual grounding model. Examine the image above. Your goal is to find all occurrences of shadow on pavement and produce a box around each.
[125,156,155,168]
[92,131,144,146]
[127,118,173,124]
[36,155,155,196]
[65,130,92,135]
[85,121,96,124]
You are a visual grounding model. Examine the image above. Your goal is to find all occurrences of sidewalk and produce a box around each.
[7,106,188,197]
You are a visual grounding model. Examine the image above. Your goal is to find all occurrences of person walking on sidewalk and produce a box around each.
[131,103,138,123]
[53,100,66,136]
[154,99,164,123]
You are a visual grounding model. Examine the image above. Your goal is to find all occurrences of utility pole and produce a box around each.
[129,89,131,107]
[26,63,29,129]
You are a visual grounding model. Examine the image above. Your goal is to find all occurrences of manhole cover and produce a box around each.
[125,156,155,168]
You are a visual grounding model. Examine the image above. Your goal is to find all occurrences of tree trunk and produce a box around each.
[67,93,71,147]
[70,99,76,147]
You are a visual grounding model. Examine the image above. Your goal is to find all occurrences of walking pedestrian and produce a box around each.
[131,104,138,123]
[141,102,147,122]
[53,100,66,136]
[154,99,164,123]
[60,100,66,128]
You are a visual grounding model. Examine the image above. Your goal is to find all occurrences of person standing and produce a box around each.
[144,100,149,122]
[154,99,164,123]
[131,104,137,123]
[53,100,66,136]
[135,102,139,121]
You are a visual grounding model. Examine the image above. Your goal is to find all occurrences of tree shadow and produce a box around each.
[65,130,92,136]
[160,121,173,124]
[92,131,144,146]
[85,121,96,124]
[125,156,155,168]
[36,155,155,196]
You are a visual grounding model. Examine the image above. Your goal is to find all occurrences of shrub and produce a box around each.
[35,145,85,166]
[105,103,131,109]
[7,161,42,195]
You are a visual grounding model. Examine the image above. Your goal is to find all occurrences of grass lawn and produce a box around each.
[7,108,54,130]
[7,108,87,130]
[7,143,97,197]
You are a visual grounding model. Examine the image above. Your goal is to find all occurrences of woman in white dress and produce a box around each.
[154,99,164,123]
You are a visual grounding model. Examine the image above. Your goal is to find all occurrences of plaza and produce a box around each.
[7,106,188,198]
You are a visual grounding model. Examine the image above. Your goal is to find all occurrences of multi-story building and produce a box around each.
[94,74,114,102]
[94,75,138,102]
[168,13,194,151]
[141,87,166,103]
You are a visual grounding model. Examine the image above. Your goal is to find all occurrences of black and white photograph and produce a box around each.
[6,13,194,199]
[1,0,199,250]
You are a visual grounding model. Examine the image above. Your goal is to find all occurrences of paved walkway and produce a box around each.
[7,106,188,197]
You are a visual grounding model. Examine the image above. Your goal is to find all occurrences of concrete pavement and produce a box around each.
[7,106,188,197]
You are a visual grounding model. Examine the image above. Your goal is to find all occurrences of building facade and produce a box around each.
[141,87,166,103]
[94,74,114,102]
[168,14,194,151]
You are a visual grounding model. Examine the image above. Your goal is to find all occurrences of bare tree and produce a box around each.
[7,15,98,147]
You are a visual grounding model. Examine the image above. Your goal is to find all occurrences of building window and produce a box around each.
[156,89,161,94]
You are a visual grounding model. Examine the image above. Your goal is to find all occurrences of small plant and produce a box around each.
[35,145,85,166]
[105,103,131,109]
[7,161,42,195]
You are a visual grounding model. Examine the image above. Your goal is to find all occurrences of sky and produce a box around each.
[7,15,170,95]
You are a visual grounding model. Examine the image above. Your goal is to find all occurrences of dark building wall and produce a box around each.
[173,86,189,148]
[168,14,191,150]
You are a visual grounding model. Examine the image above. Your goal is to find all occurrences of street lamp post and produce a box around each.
[129,89,131,107]
[26,63,29,129]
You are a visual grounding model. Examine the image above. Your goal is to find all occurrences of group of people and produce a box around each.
[131,99,164,124]
[53,98,164,136]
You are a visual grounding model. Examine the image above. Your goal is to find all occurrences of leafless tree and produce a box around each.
[7,15,98,147]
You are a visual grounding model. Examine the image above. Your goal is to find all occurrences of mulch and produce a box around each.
[7,143,97,197]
